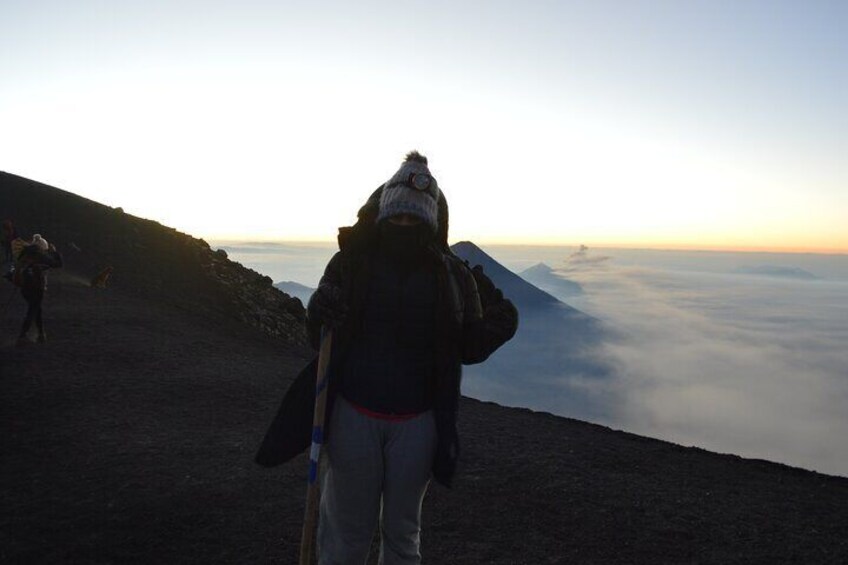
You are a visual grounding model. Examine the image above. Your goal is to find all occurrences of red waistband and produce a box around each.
[347,400,423,422]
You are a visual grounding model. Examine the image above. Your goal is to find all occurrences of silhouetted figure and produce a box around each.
[16,235,62,346]
[257,152,518,564]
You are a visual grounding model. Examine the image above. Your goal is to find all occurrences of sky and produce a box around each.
[1,0,846,251]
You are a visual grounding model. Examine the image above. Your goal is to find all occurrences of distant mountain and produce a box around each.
[450,241,613,421]
[450,241,561,310]
[734,265,819,280]
[519,262,583,298]
[273,281,315,305]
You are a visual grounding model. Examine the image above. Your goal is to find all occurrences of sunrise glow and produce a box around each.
[1,1,845,253]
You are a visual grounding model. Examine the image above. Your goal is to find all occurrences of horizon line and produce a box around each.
[205,237,848,256]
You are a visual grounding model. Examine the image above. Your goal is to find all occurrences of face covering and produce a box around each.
[378,221,433,266]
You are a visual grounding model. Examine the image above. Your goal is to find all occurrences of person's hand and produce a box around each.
[308,283,348,329]
[484,298,518,341]
[470,264,503,306]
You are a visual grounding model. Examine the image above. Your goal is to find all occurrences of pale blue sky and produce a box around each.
[2,1,846,249]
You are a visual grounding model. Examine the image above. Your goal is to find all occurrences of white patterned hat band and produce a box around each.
[376,152,441,230]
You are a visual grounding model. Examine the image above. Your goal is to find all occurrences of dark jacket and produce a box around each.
[256,186,518,487]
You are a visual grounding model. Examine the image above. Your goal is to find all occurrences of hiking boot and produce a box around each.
[37,333,47,344]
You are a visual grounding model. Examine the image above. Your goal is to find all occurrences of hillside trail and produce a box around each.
[0,271,313,563]
[2,271,848,564]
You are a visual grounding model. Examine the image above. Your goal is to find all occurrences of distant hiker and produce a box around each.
[16,235,63,346]
[256,151,518,564]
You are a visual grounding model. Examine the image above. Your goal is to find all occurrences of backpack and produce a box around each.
[11,246,43,289]
[10,238,27,261]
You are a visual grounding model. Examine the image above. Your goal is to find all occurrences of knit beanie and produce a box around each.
[376,151,441,232]
[31,234,49,252]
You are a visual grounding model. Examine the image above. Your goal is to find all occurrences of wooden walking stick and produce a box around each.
[299,328,333,565]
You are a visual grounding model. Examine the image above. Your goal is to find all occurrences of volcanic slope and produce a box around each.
[451,241,613,422]
[1,171,306,346]
[2,174,848,564]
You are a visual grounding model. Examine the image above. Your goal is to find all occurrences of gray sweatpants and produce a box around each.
[318,397,437,565]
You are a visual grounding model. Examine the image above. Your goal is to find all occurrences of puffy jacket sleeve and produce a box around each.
[458,262,519,365]
[306,251,344,349]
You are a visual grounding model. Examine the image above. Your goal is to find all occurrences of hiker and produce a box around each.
[16,234,63,346]
[257,151,518,564]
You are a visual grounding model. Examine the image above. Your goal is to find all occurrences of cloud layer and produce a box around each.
[556,251,848,476]
[224,241,848,476]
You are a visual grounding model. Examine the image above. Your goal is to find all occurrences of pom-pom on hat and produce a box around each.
[31,234,49,252]
[376,151,441,231]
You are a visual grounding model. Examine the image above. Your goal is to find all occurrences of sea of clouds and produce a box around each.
[492,245,848,477]
[221,241,848,476]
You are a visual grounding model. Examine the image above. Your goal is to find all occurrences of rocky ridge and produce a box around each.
[1,172,307,346]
